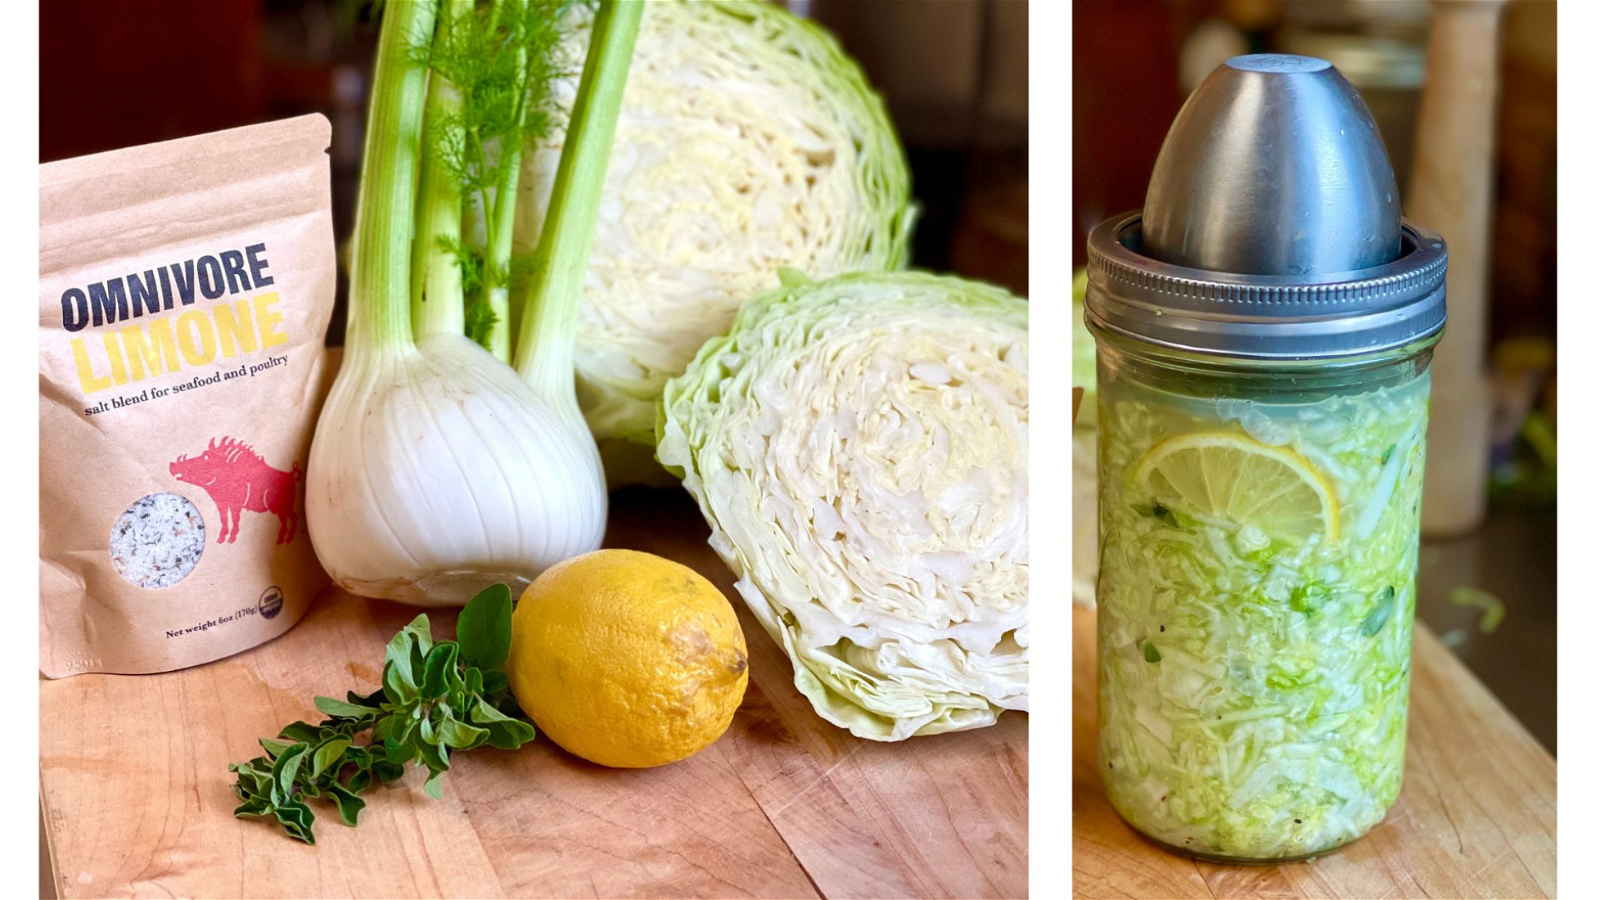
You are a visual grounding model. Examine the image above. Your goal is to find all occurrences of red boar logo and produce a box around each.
[170,437,303,545]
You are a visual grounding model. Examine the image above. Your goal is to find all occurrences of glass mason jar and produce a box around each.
[1091,329,1435,862]
[1084,52,1449,862]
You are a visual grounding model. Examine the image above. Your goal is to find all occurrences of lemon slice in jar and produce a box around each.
[1133,432,1340,544]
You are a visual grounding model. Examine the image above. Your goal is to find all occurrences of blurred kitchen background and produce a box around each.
[1073,0,1555,750]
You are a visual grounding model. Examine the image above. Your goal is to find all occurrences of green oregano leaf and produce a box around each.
[401,614,434,651]
[422,642,460,700]
[312,738,352,779]
[347,686,388,707]
[278,721,323,744]
[329,785,367,827]
[383,658,419,705]
[259,737,296,759]
[370,712,400,744]
[271,744,312,799]
[438,715,491,750]
[346,767,374,796]
[385,615,433,689]
[480,670,509,703]
[373,759,406,784]
[470,699,537,750]
[230,762,271,798]
[384,734,411,766]
[416,732,451,773]
[233,795,272,818]
[273,798,316,845]
[316,695,380,720]
[457,583,514,670]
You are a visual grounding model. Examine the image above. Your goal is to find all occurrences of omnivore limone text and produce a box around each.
[60,243,289,395]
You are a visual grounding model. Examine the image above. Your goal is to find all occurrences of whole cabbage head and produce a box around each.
[518,0,915,482]
[658,271,1028,741]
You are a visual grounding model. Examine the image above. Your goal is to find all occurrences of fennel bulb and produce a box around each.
[310,333,604,604]
[519,0,915,479]
[658,271,1029,741]
[307,0,641,605]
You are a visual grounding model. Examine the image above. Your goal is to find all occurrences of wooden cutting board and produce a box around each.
[39,489,1028,900]
[1072,605,1554,900]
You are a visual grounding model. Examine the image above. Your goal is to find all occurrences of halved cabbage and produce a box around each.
[521,0,914,479]
[658,271,1027,741]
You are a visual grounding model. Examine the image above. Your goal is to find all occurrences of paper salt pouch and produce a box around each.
[40,115,336,677]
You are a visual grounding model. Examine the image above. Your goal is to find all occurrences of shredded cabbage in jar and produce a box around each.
[1097,370,1429,860]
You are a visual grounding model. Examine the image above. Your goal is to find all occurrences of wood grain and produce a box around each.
[40,489,1028,900]
[1072,605,1554,900]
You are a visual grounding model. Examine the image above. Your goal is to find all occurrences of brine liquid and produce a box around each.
[1096,364,1429,861]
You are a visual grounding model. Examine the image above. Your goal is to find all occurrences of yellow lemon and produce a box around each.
[508,549,749,768]
[1134,431,1340,544]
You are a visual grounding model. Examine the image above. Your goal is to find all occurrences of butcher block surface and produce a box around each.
[1072,604,1555,900]
[40,489,1028,900]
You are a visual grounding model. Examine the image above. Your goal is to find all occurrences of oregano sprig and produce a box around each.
[228,583,534,844]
